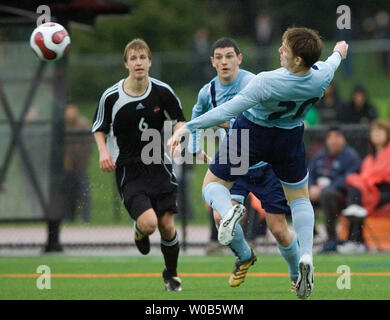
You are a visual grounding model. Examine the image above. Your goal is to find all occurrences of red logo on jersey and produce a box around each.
[153,105,160,113]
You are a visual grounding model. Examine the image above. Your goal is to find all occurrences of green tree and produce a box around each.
[70,0,228,54]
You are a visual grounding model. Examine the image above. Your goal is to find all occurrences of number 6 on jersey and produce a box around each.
[139,117,149,132]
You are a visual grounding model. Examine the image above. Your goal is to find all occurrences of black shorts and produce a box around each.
[115,163,178,220]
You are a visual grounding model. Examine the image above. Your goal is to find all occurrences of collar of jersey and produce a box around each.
[217,69,242,88]
[120,78,152,100]
[285,68,312,78]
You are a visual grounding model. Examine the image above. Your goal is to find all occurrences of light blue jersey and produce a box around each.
[186,52,342,132]
[189,69,253,153]
[189,69,266,170]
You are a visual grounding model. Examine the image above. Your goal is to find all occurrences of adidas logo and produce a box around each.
[136,103,145,110]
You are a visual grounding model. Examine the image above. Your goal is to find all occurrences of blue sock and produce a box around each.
[290,198,314,258]
[202,182,233,219]
[204,183,250,259]
[277,234,300,281]
[215,223,252,262]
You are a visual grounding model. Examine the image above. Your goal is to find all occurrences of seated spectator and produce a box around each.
[308,126,361,253]
[337,120,390,254]
[315,81,345,124]
[338,84,378,124]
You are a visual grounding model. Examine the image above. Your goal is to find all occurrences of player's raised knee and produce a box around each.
[141,223,157,236]
[137,215,158,236]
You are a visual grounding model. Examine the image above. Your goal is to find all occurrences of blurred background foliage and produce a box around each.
[70,0,390,53]
[71,0,227,53]
[61,0,390,225]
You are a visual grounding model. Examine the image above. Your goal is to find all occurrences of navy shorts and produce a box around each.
[209,114,308,186]
[230,165,291,214]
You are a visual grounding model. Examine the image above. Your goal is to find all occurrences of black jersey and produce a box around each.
[92,77,186,166]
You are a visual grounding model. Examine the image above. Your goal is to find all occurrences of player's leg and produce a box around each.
[266,213,292,246]
[133,208,157,255]
[153,182,181,291]
[202,169,246,246]
[125,193,157,256]
[212,206,253,265]
[265,213,299,290]
[281,184,313,258]
[269,126,314,299]
[246,166,300,290]
[223,191,256,287]
[202,169,235,218]
[115,166,156,255]
[202,165,256,285]
[158,211,181,292]
[202,118,253,246]
[228,183,256,261]
[281,183,314,299]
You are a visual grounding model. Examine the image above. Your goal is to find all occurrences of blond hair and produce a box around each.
[123,38,152,62]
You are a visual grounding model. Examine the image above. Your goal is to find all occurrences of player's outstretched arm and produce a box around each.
[333,40,349,59]
[323,40,349,73]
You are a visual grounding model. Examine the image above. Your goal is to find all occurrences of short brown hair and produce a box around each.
[282,27,322,68]
[123,38,152,62]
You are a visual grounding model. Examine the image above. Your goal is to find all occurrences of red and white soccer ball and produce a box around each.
[30,22,71,61]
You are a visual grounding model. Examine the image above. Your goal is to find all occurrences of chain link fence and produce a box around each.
[0,124,372,253]
[0,39,389,253]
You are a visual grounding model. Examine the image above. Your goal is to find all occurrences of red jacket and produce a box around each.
[346,141,390,215]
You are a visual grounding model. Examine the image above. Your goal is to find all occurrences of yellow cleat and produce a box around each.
[229,250,257,287]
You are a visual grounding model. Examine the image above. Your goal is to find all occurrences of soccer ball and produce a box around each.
[30,22,71,61]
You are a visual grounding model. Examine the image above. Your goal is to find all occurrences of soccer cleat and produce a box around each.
[295,254,314,299]
[218,204,246,246]
[342,204,368,218]
[229,249,257,287]
[134,232,150,255]
[336,241,367,254]
[162,268,182,292]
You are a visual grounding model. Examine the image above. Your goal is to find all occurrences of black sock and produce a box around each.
[161,232,179,278]
[209,209,218,241]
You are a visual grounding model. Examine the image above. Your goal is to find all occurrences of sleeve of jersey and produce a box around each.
[91,91,115,134]
[313,52,342,93]
[188,88,209,154]
[186,75,266,132]
[162,88,186,123]
[324,51,342,73]
[315,52,342,81]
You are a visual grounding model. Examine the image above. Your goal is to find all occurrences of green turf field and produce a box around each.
[1,254,390,300]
